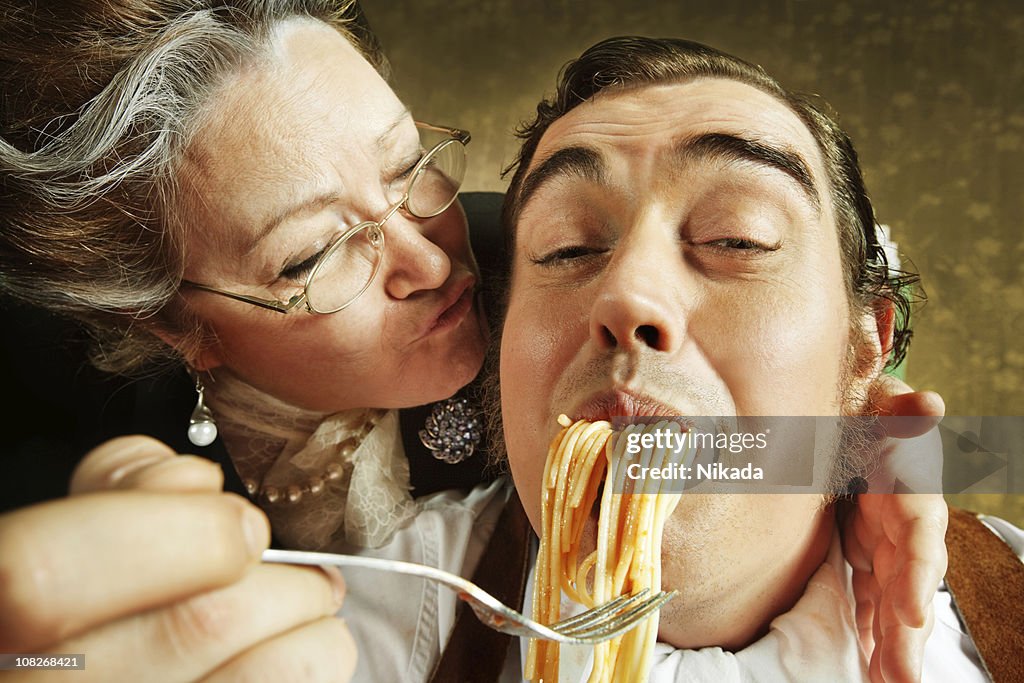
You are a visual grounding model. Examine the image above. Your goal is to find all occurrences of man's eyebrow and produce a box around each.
[675,133,820,211]
[516,145,605,214]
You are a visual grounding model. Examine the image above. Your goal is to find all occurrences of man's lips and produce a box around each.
[415,275,476,340]
[571,389,684,422]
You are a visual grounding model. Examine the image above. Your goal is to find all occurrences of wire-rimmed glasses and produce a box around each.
[183,122,470,314]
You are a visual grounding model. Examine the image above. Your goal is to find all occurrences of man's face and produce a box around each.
[500,78,877,648]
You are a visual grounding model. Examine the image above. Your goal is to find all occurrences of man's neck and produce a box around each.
[658,505,836,651]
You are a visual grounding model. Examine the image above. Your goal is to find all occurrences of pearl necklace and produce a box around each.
[242,408,385,505]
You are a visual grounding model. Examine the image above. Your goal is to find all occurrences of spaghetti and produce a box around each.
[526,415,694,682]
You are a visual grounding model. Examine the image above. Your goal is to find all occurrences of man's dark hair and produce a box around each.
[501,35,920,369]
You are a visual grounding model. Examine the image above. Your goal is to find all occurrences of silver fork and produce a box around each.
[262,548,675,643]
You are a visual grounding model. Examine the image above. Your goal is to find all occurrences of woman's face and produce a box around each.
[177,18,487,412]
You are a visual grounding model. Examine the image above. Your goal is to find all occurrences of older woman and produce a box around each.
[0,1,946,681]
[0,1,502,679]
[1,0,495,551]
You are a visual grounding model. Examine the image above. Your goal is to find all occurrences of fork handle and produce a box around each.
[261,548,474,590]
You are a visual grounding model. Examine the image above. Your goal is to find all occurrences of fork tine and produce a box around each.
[564,591,676,639]
[547,590,647,629]
[561,591,674,638]
[548,589,651,634]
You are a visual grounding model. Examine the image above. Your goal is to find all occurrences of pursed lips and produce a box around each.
[410,272,476,342]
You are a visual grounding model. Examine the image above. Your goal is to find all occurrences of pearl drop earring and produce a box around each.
[187,371,218,447]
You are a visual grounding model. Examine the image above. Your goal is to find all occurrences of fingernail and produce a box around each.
[116,455,209,488]
[107,453,170,486]
[322,565,346,608]
[240,505,270,557]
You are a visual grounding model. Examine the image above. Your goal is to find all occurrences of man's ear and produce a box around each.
[150,324,224,372]
[873,299,895,371]
[855,299,895,380]
[845,300,896,415]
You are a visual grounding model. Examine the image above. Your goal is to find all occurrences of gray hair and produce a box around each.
[0,0,387,373]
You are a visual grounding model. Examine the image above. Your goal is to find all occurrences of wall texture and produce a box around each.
[363,0,1024,522]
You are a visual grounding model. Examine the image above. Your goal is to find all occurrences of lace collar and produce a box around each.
[205,370,415,550]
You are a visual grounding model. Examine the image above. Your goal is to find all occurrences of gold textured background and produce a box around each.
[363,0,1024,524]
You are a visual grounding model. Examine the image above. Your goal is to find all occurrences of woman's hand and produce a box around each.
[842,377,948,683]
[0,436,356,682]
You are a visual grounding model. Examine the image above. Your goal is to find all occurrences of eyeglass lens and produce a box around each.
[407,138,467,218]
[306,132,466,313]
[306,225,383,313]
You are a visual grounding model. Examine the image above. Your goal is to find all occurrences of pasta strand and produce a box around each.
[526,417,693,683]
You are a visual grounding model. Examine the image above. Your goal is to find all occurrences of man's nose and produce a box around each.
[381,213,451,299]
[589,234,686,354]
